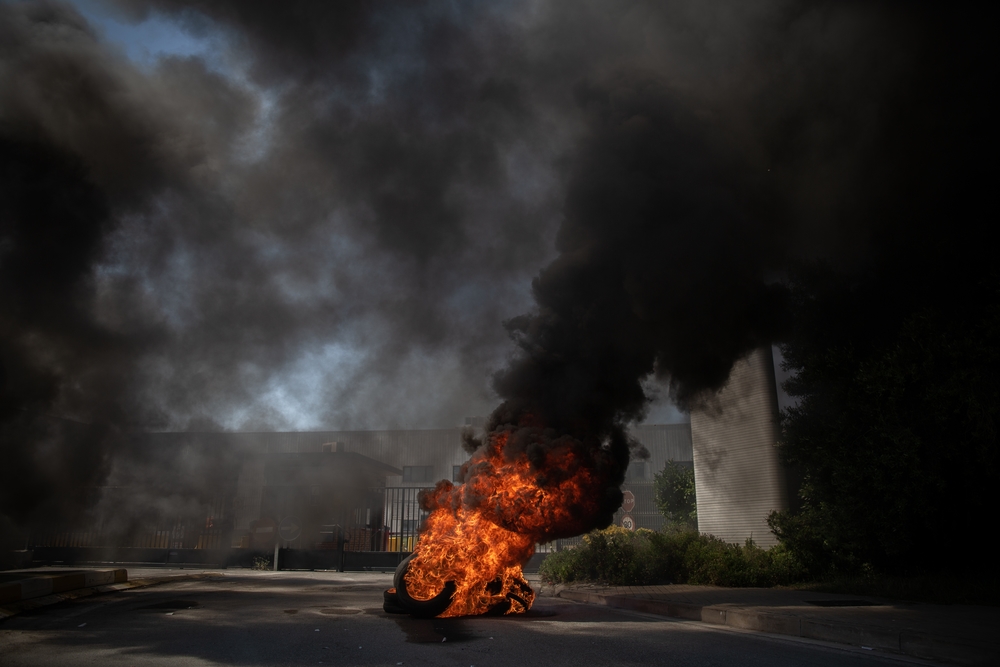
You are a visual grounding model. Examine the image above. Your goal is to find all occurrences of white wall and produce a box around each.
[691,347,787,547]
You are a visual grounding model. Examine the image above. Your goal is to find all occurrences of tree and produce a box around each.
[769,270,999,575]
[653,460,697,530]
[764,11,998,577]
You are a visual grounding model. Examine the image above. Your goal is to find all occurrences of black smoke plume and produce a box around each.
[479,77,789,528]
[477,2,994,535]
[1,0,990,544]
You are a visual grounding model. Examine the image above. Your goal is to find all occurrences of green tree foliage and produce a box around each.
[770,270,1000,576]
[766,14,997,578]
[653,460,697,529]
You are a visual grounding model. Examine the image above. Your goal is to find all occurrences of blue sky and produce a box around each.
[55,0,691,429]
[68,0,221,68]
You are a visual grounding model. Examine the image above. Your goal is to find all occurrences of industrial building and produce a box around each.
[26,346,792,567]
[27,422,693,568]
[689,346,793,547]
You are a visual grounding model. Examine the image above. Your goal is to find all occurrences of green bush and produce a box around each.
[539,527,666,585]
[540,526,806,587]
[674,533,806,587]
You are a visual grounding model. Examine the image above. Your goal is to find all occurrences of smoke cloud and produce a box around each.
[1,0,987,537]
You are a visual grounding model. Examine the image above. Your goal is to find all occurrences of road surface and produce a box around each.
[0,571,935,666]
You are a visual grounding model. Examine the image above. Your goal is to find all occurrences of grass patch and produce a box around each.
[250,556,272,571]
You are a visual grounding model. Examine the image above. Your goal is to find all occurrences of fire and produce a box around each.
[402,427,613,617]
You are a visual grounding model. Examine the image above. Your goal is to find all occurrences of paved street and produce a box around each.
[0,571,936,666]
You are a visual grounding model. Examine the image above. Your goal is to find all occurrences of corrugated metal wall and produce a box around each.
[227,425,691,489]
[690,347,787,547]
[156,424,694,545]
[233,458,265,531]
[225,428,469,487]
[630,423,693,473]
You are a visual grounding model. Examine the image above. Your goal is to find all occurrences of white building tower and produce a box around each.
[690,347,788,547]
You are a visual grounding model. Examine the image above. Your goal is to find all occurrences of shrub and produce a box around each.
[540,527,806,587]
[676,534,806,587]
[540,526,667,585]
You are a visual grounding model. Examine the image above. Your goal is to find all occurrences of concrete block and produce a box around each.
[82,569,126,587]
[51,573,86,593]
[555,584,996,667]
[665,602,705,621]
[800,619,899,651]
[725,609,801,636]
[698,606,728,625]
[18,577,53,600]
[0,569,127,605]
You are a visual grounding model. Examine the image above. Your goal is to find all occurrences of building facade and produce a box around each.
[29,421,705,560]
[229,422,694,548]
[690,347,788,547]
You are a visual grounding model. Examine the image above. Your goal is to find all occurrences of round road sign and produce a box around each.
[621,514,636,531]
[621,490,636,513]
[278,516,302,542]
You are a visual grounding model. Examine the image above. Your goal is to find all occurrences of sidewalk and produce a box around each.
[529,578,999,666]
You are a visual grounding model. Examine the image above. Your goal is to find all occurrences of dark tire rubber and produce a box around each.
[393,553,457,618]
[383,589,408,614]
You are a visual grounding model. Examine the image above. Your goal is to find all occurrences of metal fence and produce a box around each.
[325,486,427,552]
[613,481,664,531]
[380,486,427,552]
[27,483,665,557]
[27,487,422,553]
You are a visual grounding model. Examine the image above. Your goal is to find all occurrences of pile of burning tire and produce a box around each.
[383,553,531,618]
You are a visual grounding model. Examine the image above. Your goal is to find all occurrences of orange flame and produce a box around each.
[403,429,609,617]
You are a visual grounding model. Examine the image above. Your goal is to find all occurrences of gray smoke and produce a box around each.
[1,0,970,537]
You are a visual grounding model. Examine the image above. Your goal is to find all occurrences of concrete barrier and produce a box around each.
[0,569,127,604]
[557,589,997,666]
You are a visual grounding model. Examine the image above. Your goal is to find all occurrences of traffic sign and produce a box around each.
[621,490,635,513]
[278,516,302,542]
[621,514,635,531]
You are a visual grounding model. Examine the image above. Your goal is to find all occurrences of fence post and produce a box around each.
[338,526,345,572]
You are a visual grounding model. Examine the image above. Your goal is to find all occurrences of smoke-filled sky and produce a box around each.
[1,0,987,526]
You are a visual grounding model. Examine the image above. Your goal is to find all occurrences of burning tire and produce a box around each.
[382,588,408,614]
[391,553,456,618]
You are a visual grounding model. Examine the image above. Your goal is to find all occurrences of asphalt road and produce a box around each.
[0,571,934,666]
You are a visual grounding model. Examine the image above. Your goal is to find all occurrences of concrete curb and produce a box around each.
[0,571,221,621]
[0,569,127,605]
[558,589,997,666]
